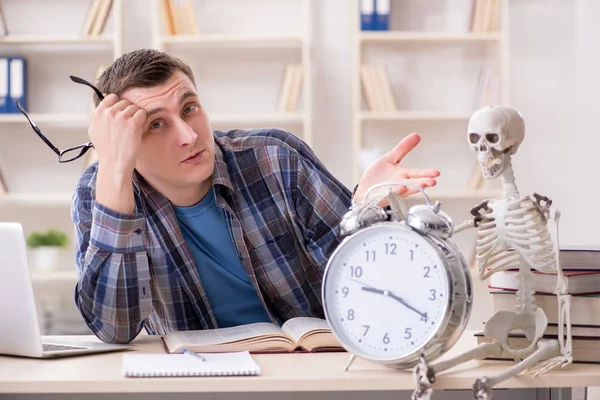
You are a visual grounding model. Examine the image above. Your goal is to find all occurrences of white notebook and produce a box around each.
[122,351,261,377]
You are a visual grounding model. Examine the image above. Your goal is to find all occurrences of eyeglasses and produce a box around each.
[16,75,105,163]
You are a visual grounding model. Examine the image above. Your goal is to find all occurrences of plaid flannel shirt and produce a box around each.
[72,128,352,344]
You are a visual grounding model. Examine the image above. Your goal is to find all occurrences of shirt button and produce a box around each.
[134,228,142,234]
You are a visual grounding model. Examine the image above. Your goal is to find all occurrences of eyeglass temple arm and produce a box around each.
[69,75,105,101]
[15,100,62,155]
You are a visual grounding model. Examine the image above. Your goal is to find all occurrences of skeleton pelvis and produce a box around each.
[484,308,548,358]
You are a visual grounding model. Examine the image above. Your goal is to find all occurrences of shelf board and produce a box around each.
[359,111,473,122]
[412,189,502,201]
[31,269,77,283]
[160,33,304,46]
[0,113,90,124]
[0,193,73,206]
[0,35,114,45]
[210,112,305,125]
[359,31,502,43]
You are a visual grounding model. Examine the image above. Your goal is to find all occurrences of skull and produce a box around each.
[467,105,525,179]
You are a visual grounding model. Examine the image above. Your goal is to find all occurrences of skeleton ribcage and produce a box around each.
[476,196,556,278]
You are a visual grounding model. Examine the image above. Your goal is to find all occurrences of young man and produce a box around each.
[72,49,440,344]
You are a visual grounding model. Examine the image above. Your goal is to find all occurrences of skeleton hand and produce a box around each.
[470,200,491,227]
[472,377,492,400]
[412,353,436,400]
[532,193,552,219]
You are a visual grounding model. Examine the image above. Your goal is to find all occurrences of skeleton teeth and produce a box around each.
[481,158,502,168]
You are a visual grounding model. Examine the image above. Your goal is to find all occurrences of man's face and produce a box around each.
[121,70,215,202]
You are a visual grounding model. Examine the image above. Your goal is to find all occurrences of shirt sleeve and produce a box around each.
[71,180,153,344]
[288,141,352,271]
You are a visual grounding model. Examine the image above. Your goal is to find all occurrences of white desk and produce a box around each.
[0,330,595,395]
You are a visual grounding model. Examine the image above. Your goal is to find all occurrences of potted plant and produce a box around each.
[26,229,69,271]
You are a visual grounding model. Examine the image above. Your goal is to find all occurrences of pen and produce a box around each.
[182,348,207,362]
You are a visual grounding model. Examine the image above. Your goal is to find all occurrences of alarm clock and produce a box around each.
[322,182,473,371]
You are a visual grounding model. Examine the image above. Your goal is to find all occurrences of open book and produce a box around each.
[161,317,344,354]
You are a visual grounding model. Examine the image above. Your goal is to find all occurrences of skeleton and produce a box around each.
[411,106,573,400]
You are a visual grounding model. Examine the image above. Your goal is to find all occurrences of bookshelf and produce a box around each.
[351,0,509,199]
[0,0,124,290]
[150,0,313,148]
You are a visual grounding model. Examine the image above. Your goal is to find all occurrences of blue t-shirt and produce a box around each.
[173,189,271,328]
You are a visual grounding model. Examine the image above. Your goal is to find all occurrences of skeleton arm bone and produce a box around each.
[526,208,573,376]
[455,200,492,234]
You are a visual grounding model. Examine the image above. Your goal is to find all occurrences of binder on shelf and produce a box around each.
[360,0,375,31]
[374,0,390,31]
[0,57,8,114]
[7,57,26,114]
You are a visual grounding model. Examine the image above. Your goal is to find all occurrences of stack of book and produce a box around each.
[476,246,600,363]
[0,3,6,37]
[276,64,303,113]
[160,0,199,36]
[360,64,396,112]
[81,0,114,37]
[469,0,501,33]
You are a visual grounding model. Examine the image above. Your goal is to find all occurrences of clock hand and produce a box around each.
[386,292,427,320]
[358,285,427,320]
[345,276,378,290]
[345,276,427,320]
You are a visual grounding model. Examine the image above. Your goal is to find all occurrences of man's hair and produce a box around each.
[94,48,196,107]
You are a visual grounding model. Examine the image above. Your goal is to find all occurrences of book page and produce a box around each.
[280,317,331,343]
[176,322,284,346]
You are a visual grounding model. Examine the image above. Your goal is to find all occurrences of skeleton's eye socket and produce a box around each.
[469,133,481,144]
[486,133,500,143]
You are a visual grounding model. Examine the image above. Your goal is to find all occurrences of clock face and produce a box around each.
[323,224,450,362]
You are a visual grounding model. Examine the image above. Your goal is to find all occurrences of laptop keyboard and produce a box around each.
[43,343,87,352]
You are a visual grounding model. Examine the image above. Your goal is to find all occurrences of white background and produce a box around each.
[0,0,599,398]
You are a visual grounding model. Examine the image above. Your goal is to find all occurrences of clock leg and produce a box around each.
[344,354,357,372]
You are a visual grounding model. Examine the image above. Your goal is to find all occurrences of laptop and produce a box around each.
[0,222,134,358]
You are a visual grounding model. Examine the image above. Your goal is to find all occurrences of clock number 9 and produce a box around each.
[342,287,349,297]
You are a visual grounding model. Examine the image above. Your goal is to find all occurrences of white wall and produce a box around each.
[1,2,599,398]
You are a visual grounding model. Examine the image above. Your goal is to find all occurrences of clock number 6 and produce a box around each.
[383,333,390,344]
